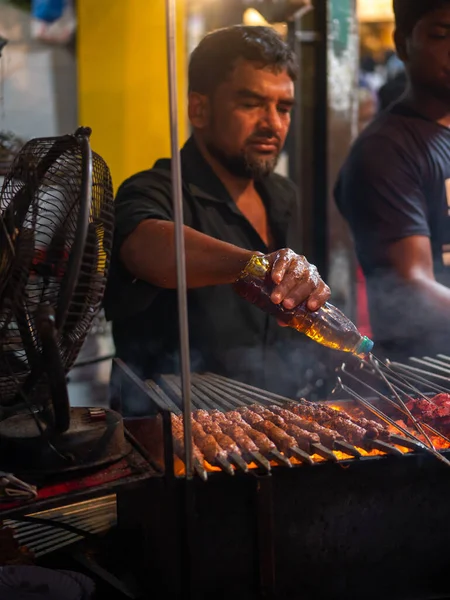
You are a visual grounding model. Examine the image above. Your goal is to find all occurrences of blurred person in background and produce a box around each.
[378,51,407,111]
[104,26,331,415]
[335,0,450,362]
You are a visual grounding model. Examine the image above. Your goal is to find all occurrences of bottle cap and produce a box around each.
[355,336,374,356]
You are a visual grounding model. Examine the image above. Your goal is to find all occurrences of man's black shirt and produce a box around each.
[335,102,450,359]
[104,137,318,412]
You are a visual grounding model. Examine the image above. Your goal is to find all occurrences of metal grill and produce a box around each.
[2,495,116,558]
[139,371,443,481]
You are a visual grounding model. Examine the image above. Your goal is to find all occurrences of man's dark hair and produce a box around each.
[188,25,297,95]
[393,0,450,36]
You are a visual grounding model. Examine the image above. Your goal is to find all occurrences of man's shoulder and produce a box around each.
[117,159,172,195]
[353,104,430,155]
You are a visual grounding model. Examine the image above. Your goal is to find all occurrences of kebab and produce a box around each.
[209,410,271,471]
[283,400,406,455]
[234,408,315,465]
[171,415,208,480]
[194,410,249,472]
[239,405,338,462]
[225,410,292,468]
[268,405,361,458]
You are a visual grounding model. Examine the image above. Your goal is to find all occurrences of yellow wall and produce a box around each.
[77,0,187,191]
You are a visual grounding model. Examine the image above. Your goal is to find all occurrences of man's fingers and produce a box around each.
[270,249,295,286]
[266,249,329,312]
[271,262,329,311]
[306,282,331,311]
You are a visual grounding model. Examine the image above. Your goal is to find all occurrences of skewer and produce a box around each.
[338,365,429,446]
[147,381,209,481]
[310,442,338,462]
[389,361,450,383]
[191,376,250,409]
[201,375,276,406]
[247,451,271,472]
[165,376,253,473]
[336,380,450,468]
[215,456,235,476]
[365,438,404,457]
[228,452,249,473]
[359,360,450,446]
[376,375,450,445]
[389,434,429,453]
[269,450,292,468]
[421,356,450,370]
[334,440,362,458]
[287,447,314,466]
[203,373,289,405]
[410,357,450,375]
[436,354,450,363]
[367,356,435,448]
[384,365,450,394]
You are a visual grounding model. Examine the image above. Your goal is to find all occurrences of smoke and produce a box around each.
[365,270,450,361]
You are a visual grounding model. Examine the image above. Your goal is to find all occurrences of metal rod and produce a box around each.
[409,357,450,376]
[379,376,450,445]
[389,362,450,383]
[165,0,193,479]
[337,380,450,468]
[386,368,450,394]
[342,363,450,446]
[368,357,435,448]
[335,379,420,442]
[421,356,450,370]
[204,373,289,404]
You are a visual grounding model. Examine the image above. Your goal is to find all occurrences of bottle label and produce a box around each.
[237,254,270,280]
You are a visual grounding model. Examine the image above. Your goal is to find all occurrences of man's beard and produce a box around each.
[206,138,280,180]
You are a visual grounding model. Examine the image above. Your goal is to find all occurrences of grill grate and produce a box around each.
[141,372,438,479]
[2,495,116,558]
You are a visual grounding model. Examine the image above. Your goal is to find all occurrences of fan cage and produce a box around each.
[0,132,114,407]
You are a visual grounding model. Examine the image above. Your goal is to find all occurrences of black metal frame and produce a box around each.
[111,367,450,599]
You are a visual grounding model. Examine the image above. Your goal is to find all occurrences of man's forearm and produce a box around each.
[412,276,450,313]
[120,219,255,288]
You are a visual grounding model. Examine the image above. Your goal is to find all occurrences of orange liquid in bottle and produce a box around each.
[233,256,373,356]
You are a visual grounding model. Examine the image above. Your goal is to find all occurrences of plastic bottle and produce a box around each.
[233,255,373,356]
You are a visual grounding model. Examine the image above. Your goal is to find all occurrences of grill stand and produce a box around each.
[256,476,276,600]
[113,368,450,599]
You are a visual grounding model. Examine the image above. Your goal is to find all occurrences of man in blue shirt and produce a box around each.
[335,0,450,360]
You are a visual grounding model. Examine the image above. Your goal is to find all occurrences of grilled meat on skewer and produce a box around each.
[190,420,229,465]
[318,404,384,439]
[223,411,293,465]
[195,411,242,454]
[171,416,208,479]
[252,420,299,453]
[225,412,278,455]
[209,412,272,471]
[210,417,259,454]
[284,401,404,454]
[242,405,337,461]
[245,405,321,444]
[194,411,249,471]
[284,403,371,446]
[270,406,345,447]
[268,405,361,457]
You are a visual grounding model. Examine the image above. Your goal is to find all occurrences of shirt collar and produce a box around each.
[179,136,294,217]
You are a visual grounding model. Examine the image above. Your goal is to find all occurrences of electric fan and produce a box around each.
[0,127,128,475]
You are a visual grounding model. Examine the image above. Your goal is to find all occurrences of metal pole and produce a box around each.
[165,0,193,479]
